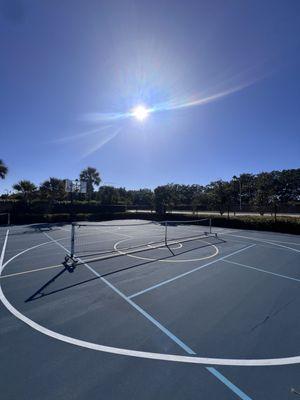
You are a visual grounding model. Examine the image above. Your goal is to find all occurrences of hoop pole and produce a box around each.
[209,218,212,234]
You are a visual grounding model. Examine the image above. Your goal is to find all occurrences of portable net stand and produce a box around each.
[291,388,300,396]
[163,218,214,246]
[65,218,216,266]
[66,220,162,263]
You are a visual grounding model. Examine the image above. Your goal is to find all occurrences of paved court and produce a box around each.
[1,219,300,399]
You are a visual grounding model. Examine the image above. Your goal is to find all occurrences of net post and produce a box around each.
[209,218,212,234]
[164,221,168,246]
[70,223,75,258]
[7,213,10,226]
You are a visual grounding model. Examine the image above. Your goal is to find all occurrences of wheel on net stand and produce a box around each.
[291,388,300,396]
[64,255,78,272]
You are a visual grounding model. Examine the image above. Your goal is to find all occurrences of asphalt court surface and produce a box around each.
[1,219,300,399]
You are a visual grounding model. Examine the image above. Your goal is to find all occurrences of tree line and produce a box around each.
[153,170,300,215]
[0,159,299,215]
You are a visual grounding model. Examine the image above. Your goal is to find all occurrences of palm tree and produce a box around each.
[13,180,37,203]
[40,177,66,202]
[79,167,101,200]
[0,159,8,180]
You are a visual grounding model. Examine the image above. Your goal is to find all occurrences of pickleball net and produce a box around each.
[163,218,212,244]
[66,218,216,264]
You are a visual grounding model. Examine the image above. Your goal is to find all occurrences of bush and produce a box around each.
[0,200,127,216]
[7,210,300,235]
[9,212,129,225]
[207,215,300,234]
[123,212,300,234]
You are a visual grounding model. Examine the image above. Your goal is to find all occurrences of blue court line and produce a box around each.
[89,261,195,354]
[45,232,253,400]
[207,367,253,400]
[129,244,256,299]
[85,261,253,399]
[102,275,195,355]
[44,232,195,354]
[223,259,300,283]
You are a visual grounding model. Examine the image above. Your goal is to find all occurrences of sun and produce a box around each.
[132,105,150,121]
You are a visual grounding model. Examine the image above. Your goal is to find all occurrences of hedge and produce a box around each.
[124,212,300,235]
[3,211,300,235]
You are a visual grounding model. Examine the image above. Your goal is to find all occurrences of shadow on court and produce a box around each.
[77,235,225,262]
[24,236,225,303]
[25,263,99,302]
[0,223,65,238]
[100,236,225,277]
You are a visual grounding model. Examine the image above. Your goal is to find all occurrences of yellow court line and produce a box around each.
[0,263,64,279]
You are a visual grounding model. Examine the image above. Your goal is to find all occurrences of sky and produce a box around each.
[1,0,300,193]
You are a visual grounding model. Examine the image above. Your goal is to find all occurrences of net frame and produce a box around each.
[68,218,215,262]
[163,218,212,246]
[66,218,216,266]
[69,220,159,259]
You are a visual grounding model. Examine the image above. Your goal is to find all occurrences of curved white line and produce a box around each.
[1,239,63,271]
[114,238,219,262]
[1,232,300,366]
[1,283,300,366]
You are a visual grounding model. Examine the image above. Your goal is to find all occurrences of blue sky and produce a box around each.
[1,0,300,193]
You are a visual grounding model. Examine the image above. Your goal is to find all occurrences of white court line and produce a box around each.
[0,230,9,267]
[62,227,132,241]
[1,239,62,272]
[128,244,255,299]
[114,236,219,263]
[219,235,300,254]
[0,230,9,271]
[86,264,195,355]
[260,238,300,246]
[43,232,196,354]
[216,228,300,244]
[0,231,300,366]
[0,226,133,278]
[222,231,300,246]
[44,232,253,399]
[221,233,300,253]
[214,229,236,234]
[0,231,73,257]
[223,259,300,284]
[59,227,70,232]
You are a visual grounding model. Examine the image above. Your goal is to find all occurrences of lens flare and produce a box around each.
[132,105,150,121]
[83,67,265,124]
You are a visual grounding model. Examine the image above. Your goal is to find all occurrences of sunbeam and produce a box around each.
[83,72,263,124]
[51,125,113,144]
[81,126,123,158]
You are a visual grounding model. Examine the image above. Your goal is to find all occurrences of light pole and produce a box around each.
[233,176,242,212]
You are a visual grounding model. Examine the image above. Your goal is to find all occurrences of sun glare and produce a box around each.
[132,105,150,121]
